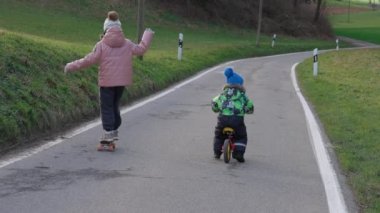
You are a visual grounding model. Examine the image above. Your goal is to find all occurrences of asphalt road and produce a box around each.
[0,52,353,213]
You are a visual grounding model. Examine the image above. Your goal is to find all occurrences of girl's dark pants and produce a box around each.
[214,115,247,157]
[100,86,125,131]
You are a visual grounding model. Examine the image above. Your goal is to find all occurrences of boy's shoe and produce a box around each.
[101,131,114,142]
[214,152,222,159]
[236,156,245,163]
[233,152,245,163]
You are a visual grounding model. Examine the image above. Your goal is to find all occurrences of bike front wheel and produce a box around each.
[223,139,232,163]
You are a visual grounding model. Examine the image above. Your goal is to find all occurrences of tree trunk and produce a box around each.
[347,0,351,22]
[186,0,192,16]
[313,0,322,22]
[293,0,298,8]
[137,0,145,60]
[255,0,263,47]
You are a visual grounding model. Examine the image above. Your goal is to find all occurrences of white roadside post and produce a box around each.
[313,48,318,77]
[271,34,277,48]
[336,38,339,50]
[178,33,183,61]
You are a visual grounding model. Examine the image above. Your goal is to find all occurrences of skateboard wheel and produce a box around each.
[97,141,115,152]
[109,143,116,151]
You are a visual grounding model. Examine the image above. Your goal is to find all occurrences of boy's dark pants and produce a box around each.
[100,86,125,131]
[214,115,247,156]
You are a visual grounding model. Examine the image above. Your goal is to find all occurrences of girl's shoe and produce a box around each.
[112,130,119,141]
[101,131,114,142]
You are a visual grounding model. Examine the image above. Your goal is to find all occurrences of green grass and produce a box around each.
[335,26,380,44]
[0,31,99,143]
[296,49,380,213]
[328,5,380,44]
[327,0,372,7]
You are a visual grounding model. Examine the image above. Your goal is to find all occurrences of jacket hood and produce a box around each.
[222,85,246,101]
[223,84,245,93]
[102,27,126,48]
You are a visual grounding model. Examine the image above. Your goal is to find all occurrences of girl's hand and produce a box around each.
[64,64,69,74]
[146,28,155,34]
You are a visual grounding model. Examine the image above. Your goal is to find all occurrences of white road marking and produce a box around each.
[291,63,348,213]
[0,60,237,169]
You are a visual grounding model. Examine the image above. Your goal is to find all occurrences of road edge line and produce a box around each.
[291,63,348,213]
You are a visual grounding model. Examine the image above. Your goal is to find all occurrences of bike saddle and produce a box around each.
[222,127,235,135]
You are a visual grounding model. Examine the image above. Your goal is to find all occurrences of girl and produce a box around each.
[64,11,154,142]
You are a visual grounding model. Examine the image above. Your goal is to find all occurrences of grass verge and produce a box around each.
[296,48,380,213]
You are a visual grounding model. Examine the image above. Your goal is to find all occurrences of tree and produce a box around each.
[256,0,263,46]
[313,0,322,22]
[137,0,145,60]
[347,0,351,22]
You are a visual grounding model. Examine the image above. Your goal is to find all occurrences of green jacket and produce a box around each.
[212,85,254,116]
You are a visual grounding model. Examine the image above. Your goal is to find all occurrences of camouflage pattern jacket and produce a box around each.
[212,85,254,116]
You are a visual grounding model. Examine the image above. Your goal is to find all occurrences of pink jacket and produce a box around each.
[65,27,154,87]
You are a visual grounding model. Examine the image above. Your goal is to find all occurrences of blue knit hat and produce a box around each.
[224,67,244,85]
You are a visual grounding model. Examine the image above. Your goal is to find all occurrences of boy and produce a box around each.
[211,67,254,162]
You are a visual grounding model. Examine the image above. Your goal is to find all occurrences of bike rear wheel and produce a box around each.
[223,139,232,163]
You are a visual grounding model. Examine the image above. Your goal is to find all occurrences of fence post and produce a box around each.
[272,34,277,48]
[313,48,318,77]
[336,38,339,50]
[178,33,183,61]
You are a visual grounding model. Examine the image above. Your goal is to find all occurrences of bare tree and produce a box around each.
[137,0,145,60]
[347,0,351,22]
[313,0,322,22]
[293,0,298,8]
[256,0,263,46]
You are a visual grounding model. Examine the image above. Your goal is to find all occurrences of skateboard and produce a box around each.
[97,140,116,152]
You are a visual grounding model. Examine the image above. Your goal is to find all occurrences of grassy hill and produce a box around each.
[327,0,380,44]
[330,10,380,44]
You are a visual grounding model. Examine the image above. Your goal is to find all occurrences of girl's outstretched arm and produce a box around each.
[64,43,102,73]
[131,28,154,56]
